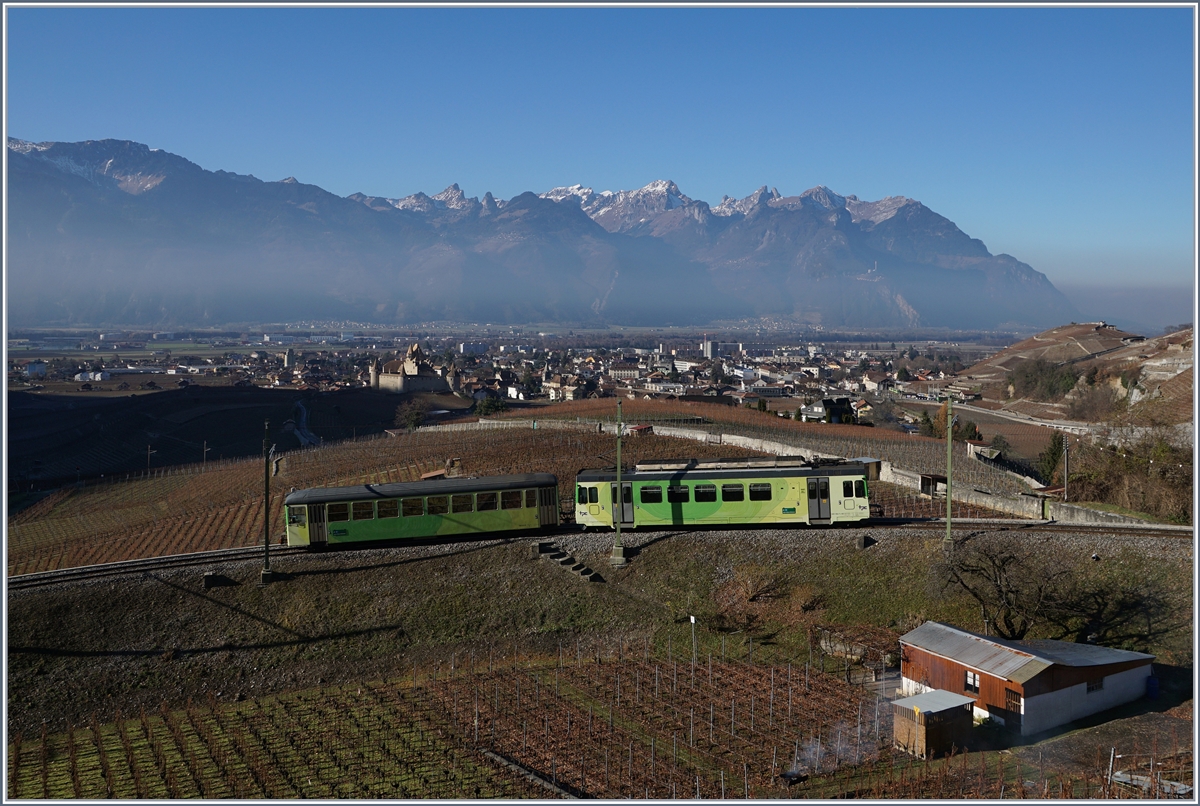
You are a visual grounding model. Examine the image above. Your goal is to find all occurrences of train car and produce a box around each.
[284,473,559,547]
[574,457,871,530]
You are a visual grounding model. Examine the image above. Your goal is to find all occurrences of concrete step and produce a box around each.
[536,541,604,583]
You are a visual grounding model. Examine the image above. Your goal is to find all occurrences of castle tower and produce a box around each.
[370,357,380,390]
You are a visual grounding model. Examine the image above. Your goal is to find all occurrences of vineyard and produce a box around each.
[496,399,1035,494]
[8,406,1027,575]
[6,428,768,575]
[9,633,1175,800]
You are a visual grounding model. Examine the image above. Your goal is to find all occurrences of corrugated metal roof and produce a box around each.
[284,473,556,506]
[902,622,1039,680]
[1007,658,1053,684]
[901,622,1154,683]
[892,690,976,713]
[1021,639,1153,667]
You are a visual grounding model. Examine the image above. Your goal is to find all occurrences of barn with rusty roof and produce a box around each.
[899,621,1154,737]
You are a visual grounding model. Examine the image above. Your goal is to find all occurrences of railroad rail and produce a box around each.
[876,518,1193,540]
[8,519,1190,591]
[7,545,308,591]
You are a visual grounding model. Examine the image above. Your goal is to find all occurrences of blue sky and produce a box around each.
[5,6,1196,305]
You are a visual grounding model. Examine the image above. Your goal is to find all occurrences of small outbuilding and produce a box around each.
[892,689,976,759]
[900,621,1154,737]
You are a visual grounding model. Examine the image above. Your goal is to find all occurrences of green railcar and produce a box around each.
[574,457,872,530]
[284,473,559,547]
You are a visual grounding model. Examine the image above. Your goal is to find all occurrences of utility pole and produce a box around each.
[1063,435,1069,503]
[203,440,211,467]
[944,395,954,548]
[146,444,156,472]
[610,400,627,567]
[262,419,274,583]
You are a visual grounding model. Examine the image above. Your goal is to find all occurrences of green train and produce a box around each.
[284,473,560,547]
[574,457,873,530]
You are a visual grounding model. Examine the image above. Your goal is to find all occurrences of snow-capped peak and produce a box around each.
[432,183,476,209]
[713,185,775,216]
[799,185,847,211]
[389,184,479,212]
[541,184,600,210]
[844,194,915,225]
[7,137,50,154]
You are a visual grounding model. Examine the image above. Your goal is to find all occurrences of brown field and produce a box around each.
[896,401,1055,460]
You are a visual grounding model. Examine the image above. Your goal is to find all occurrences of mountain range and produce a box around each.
[7,137,1079,329]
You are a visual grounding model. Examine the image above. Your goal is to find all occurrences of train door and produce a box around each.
[807,478,831,521]
[842,479,857,511]
[538,486,559,527]
[610,482,634,526]
[309,504,328,545]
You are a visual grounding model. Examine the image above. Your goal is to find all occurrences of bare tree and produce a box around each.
[1046,561,1182,650]
[936,532,1070,640]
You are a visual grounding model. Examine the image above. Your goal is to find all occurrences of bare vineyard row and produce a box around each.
[7,685,546,800]
[10,634,1169,800]
[8,429,769,574]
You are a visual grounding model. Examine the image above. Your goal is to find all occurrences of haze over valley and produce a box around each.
[8,137,1083,333]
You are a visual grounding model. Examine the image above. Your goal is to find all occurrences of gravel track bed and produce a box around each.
[8,522,1190,598]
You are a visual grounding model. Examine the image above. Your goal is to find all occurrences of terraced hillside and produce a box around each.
[952,323,1193,426]
[7,427,769,575]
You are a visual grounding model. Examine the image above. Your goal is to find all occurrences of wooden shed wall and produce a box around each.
[893,705,973,759]
[901,645,1023,723]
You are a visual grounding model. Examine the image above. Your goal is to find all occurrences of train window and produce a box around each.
[808,484,818,500]
[377,500,398,519]
[402,497,424,517]
[327,503,350,522]
[526,489,537,508]
[287,506,307,525]
[578,486,588,505]
[855,480,866,498]
[694,484,717,503]
[452,494,473,513]
[667,485,690,504]
[843,480,854,498]
[749,483,772,501]
[722,484,745,502]
[352,501,375,520]
[588,487,599,504]
[640,486,663,504]
[477,492,498,511]
[428,496,449,515]
[501,490,523,509]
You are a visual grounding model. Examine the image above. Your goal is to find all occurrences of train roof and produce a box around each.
[576,458,866,483]
[285,473,557,506]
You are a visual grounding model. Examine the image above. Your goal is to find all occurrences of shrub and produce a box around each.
[474,397,509,416]
[1008,360,1081,402]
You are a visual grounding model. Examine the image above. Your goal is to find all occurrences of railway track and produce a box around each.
[9,519,1190,591]
[7,545,309,591]
[876,518,1193,540]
